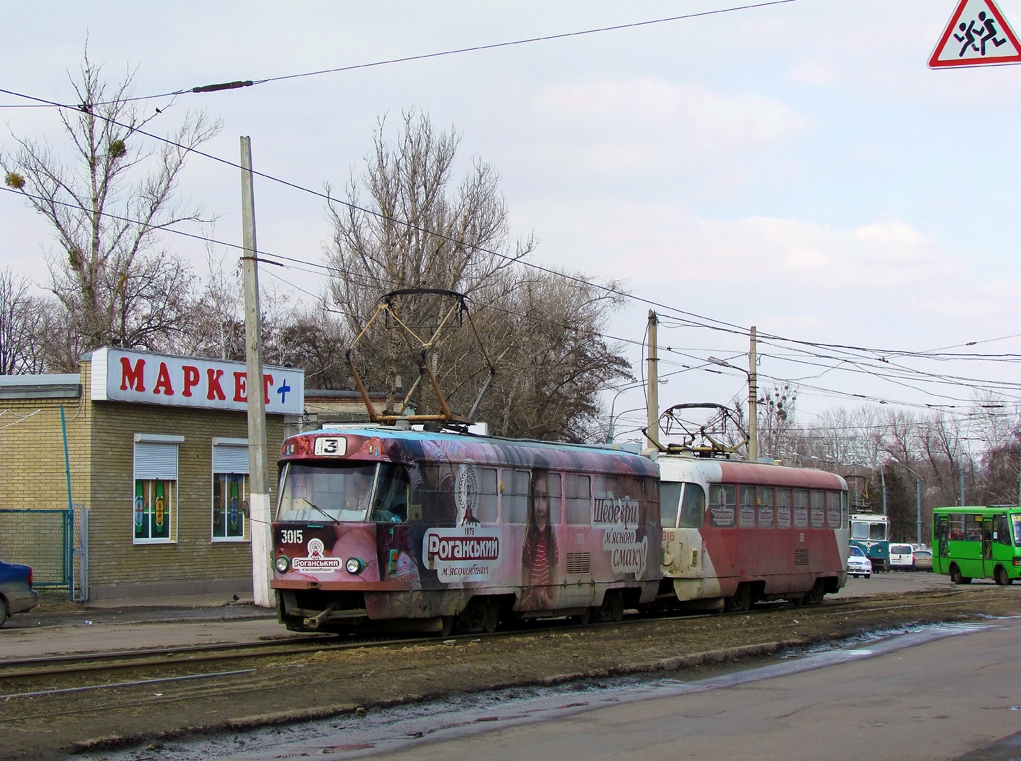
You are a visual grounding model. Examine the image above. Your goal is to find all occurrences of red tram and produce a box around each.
[271,426,661,634]
[657,454,850,611]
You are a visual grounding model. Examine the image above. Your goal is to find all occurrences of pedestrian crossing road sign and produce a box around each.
[930,0,1021,68]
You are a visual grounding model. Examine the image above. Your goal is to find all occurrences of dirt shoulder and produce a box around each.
[3,584,1018,760]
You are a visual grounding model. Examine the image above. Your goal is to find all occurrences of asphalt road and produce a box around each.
[341,616,1021,761]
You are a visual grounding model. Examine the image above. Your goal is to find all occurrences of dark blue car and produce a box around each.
[0,559,38,627]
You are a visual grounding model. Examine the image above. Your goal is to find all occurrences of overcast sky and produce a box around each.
[3,0,1021,442]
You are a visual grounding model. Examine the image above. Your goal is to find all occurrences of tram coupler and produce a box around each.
[303,603,339,630]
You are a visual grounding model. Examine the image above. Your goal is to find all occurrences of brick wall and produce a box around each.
[1,360,290,600]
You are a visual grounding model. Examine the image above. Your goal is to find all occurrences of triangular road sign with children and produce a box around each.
[929,0,1021,68]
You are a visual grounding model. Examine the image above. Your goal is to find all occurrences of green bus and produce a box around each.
[932,506,1021,586]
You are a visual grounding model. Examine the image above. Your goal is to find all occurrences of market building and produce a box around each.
[0,347,304,601]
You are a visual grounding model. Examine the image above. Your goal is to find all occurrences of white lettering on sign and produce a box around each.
[423,527,502,582]
[90,347,304,414]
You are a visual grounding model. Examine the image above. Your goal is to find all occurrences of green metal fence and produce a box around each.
[0,507,73,589]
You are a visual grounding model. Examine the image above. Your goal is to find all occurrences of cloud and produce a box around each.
[539,78,810,162]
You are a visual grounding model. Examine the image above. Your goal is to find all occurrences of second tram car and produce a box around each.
[271,426,661,634]
[850,512,890,572]
[657,455,849,611]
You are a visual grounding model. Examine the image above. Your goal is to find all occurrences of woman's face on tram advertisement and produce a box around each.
[532,474,550,529]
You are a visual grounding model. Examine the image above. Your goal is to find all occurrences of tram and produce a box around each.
[657,455,849,611]
[270,425,661,634]
[850,512,890,572]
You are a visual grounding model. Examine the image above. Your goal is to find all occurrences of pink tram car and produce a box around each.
[271,426,661,634]
[657,454,850,611]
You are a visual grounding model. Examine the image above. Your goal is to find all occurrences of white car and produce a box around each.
[847,546,872,578]
[889,543,915,570]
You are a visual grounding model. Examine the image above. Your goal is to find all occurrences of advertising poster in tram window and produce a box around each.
[520,470,559,610]
[592,474,651,580]
[422,458,502,584]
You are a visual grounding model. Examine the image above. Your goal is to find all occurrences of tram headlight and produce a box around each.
[346,557,365,575]
[275,555,291,573]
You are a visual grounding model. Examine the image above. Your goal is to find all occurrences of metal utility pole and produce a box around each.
[241,137,272,608]
[915,476,923,546]
[646,311,660,449]
[748,325,758,462]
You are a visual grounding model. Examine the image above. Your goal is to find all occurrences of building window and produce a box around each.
[212,438,250,542]
[133,434,183,544]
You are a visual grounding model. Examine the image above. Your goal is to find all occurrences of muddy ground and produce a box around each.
[4,583,1020,760]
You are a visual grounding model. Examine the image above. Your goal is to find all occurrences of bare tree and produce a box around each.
[324,110,629,438]
[0,269,46,374]
[326,110,535,404]
[2,50,221,367]
[478,269,631,442]
[176,250,246,361]
[758,382,799,461]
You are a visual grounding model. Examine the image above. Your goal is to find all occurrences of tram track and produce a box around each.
[0,586,1001,698]
[3,583,1019,761]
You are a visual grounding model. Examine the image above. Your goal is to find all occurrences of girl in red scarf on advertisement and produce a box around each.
[521,471,559,610]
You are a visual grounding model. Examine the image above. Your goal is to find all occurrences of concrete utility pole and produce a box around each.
[646,311,660,449]
[748,325,758,462]
[241,136,272,608]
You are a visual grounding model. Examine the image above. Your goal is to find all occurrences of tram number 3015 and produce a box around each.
[280,529,304,544]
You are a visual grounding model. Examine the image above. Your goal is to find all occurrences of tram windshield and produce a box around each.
[851,520,887,541]
[276,462,411,523]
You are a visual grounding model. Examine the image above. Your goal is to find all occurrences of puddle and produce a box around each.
[100,621,990,761]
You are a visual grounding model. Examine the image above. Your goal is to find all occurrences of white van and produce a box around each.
[889,543,915,570]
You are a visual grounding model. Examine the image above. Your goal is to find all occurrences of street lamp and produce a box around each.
[606,379,666,444]
[707,352,757,462]
[888,457,924,546]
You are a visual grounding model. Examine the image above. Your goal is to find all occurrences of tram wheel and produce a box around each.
[995,566,1012,586]
[725,584,751,612]
[455,598,500,634]
[803,579,825,606]
[570,607,592,625]
[595,591,624,623]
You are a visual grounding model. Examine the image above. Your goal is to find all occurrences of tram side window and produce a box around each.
[660,482,680,529]
[739,486,756,528]
[566,473,591,525]
[476,468,499,524]
[547,471,563,527]
[371,465,411,523]
[826,491,841,529]
[810,490,826,528]
[708,484,736,528]
[776,488,792,529]
[680,483,705,528]
[594,475,618,505]
[758,487,775,528]
[793,488,809,529]
[502,469,530,524]
[411,464,457,525]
